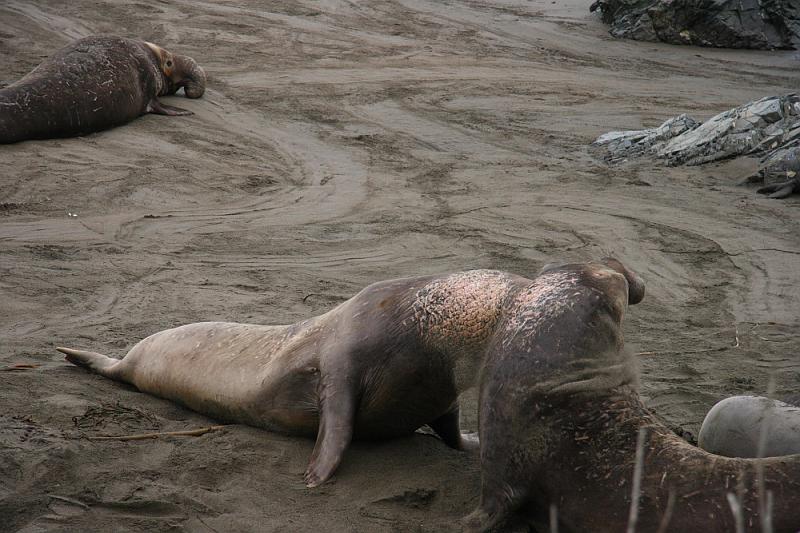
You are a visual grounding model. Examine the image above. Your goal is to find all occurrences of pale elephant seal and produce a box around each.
[58,269,533,487]
[464,258,800,532]
[699,395,800,458]
[0,35,206,143]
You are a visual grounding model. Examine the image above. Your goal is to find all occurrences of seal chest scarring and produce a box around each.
[464,258,800,532]
[0,35,206,143]
[59,269,529,487]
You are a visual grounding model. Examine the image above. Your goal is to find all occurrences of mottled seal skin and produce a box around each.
[58,269,531,487]
[0,36,206,144]
[464,259,800,533]
[699,396,800,458]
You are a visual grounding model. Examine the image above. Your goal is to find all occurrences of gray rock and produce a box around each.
[593,114,699,163]
[590,0,800,50]
[594,94,800,197]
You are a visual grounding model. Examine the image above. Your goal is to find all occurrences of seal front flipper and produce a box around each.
[428,405,479,451]
[463,451,532,532]
[462,488,529,533]
[757,178,799,199]
[146,98,193,116]
[303,376,357,488]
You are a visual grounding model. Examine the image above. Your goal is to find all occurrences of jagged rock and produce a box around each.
[594,115,699,163]
[593,94,800,198]
[590,0,800,50]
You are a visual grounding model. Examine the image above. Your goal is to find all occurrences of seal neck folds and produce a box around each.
[143,42,169,96]
[495,266,637,400]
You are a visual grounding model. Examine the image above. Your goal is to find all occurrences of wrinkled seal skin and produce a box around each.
[699,396,800,458]
[464,259,800,532]
[57,269,535,487]
[0,36,206,144]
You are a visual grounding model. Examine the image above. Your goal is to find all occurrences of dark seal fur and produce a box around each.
[0,36,206,143]
[464,258,800,532]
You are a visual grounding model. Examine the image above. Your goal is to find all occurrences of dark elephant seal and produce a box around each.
[0,35,206,144]
[740,144,800,198]
[464,258,800,532]
[57,269,533,487]
[699,395,800,458]
[755,145,800,199]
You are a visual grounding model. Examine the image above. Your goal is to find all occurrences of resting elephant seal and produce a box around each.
[464,259,800,532]
[699,395,800,458]
[58,269,533,487]
[0,35,206,143]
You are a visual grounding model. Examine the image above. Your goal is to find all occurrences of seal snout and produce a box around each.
[175,55,206,99]
[601,257,645,305]
[625,271,645,305]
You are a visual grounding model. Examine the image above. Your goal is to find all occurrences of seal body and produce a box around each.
[58,269,527,487]
[755,144,800,198]
[464,259,800,533]
[0,36,206,143]
[699,395,800,458]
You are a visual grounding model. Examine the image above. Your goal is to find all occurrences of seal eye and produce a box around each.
[166,60,173,67]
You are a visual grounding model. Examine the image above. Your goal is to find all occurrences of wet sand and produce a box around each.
[1,1,799,531]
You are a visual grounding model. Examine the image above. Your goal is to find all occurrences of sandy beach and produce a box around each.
[1,1,799,531]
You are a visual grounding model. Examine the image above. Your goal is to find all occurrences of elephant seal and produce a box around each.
[699,395,800,458]
[740,144,800,198]
[464,259,800,532]
[58,269,533,487]
[0,35,206,144]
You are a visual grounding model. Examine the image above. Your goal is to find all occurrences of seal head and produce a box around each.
[144,42,206,98]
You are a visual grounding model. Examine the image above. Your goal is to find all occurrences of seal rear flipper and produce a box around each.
[303,379,357,488]
[56,346,122,381]
[146,98,193,116]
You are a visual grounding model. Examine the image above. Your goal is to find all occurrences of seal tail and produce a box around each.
[56,346,122,380]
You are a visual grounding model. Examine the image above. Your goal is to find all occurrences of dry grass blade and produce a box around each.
[1,363,42,371]
[726,492,745,533]
[626,427,647,533]
[47,494,90,509]
[86,425,228,441]
[757,374,776,533]
[549,503,558,533]
[763,490,774,533]
[654,489,675,533]
[635,347,727,357]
